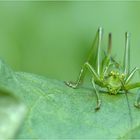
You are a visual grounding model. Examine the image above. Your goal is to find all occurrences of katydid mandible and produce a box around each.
[65,27,140,110]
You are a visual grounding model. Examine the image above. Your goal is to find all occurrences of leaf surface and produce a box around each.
[0,59,140,139]
[0,60,26,139]
[14,73,140,139]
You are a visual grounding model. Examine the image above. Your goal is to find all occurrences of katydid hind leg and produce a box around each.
[65,64,87,88]
[87,27,103,67]
[65,27,103,88]
[107,33,112,55]
[83,27,103,76]
[96,27,103,75]
[65,62,100,88]
[123,32,131,76]
[92,78,101,110]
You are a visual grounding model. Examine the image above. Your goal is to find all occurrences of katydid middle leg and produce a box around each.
[92,78,101,110]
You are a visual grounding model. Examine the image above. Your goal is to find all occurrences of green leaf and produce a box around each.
[0,88,26,139]
[0,60,26,139]
[0,59,140,139]
[14,73,140,139]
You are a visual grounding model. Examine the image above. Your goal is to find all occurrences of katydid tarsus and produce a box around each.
[65,27,140,111]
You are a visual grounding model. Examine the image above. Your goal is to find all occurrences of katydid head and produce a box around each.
[105,70,125,94]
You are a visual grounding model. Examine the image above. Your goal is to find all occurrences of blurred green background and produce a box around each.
[0,1,140,81]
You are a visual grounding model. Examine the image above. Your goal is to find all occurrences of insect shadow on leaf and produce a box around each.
[65,27,140,111]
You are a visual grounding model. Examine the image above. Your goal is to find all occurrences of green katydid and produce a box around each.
[65,27,140,110]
